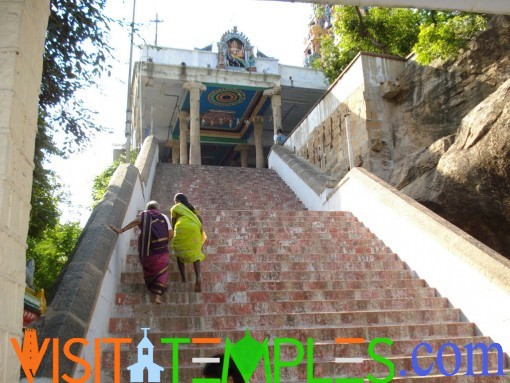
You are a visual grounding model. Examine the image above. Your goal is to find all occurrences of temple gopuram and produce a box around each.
[129,27,328,167]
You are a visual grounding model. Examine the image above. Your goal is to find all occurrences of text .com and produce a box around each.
[12,328,507,383]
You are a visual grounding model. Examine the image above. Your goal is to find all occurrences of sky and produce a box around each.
[50,0,314,225]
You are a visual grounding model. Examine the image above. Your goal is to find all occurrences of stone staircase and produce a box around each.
[103,164,508,382]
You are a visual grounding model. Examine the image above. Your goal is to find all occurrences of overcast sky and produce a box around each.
[50,0,314,225]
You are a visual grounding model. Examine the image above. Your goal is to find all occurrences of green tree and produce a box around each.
[41,0,112,151]
[92,150,138,207]
[27,0,113,292]
[26,222,82,295]
[313,6,487,82]
[28,121,61,239]
[92,159,121,207]
[30,0,113,236]
[312,6,421,81]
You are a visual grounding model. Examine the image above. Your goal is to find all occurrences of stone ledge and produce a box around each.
[271,144,337,195]
[30,164,139,379]
[135,135,158,185]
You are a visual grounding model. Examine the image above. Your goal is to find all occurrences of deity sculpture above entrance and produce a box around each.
[218,26,256,71]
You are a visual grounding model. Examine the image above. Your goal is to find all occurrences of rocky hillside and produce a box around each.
[386,15,510,258]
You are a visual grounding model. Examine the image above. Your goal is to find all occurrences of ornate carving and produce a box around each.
[217,26,256,71]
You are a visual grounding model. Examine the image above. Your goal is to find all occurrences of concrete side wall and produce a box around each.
[270,145,336,209]
[31,138,160,380]
[268,149,510,357]
[284,55,365,153]
[135,135,159,200]
[279,65,328,89]
[73,137,159,380]
[0,0,49,381]
[285,53,404,181]
[142,45,218,69]
[361,55,405,180]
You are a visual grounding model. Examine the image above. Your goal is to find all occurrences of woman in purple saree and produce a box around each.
[109,201,172,304]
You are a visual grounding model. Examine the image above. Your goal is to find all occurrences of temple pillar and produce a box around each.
[263,86,282,136]
[253,115,265,169]
[234,144,250,168]
[0,0,50,381]
[166,140,180,164]
[184,81,206,165]
[179,110,189,164]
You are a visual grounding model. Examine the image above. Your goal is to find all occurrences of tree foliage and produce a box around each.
[41,0,113,151]
[28,121,61,239]
[27,0,113,292]
[27,222,82,295]
[31,0,113,234]
[414,13,487,64]
[312,6,487,82]
[92,150,138,207]
[92,159,121,207]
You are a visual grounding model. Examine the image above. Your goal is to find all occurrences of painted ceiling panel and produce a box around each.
[173,84,271,141]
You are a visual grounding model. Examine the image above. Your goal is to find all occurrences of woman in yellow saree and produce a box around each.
[170,193,206,292]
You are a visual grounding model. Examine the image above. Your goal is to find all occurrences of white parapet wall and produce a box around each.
[269,150,510,357]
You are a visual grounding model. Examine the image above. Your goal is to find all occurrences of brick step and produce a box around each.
[104,322,480,346]
[201,230,373,241]
[202,260,405,272]
[125,252,400,265]
[127,242,392,254]
[126,252,401,267]
[201,231,377,241]
[99,353,508,383]
[154,169,299,178]
[261,352,507,380]
[121,269,414,285]
[202,209,352,218]
[117,278,429,294]
[200,223,365,233]
[112,297,449,318]
[123,258,406,273]
[201,238,386,248]
[202,216,360,224]
[390,373,509,382]
[203,245,392,255]
[100,335,496,362]
[100,338,507,374]
[156,173,298,181]
[161,193,303,200]
[157,173,299,181]
[196,203,306,210]
[201,216,360,225]
[124,241,393,253]
[109,308,462,333]
[116,286,438,305]
[127,233,380,250]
